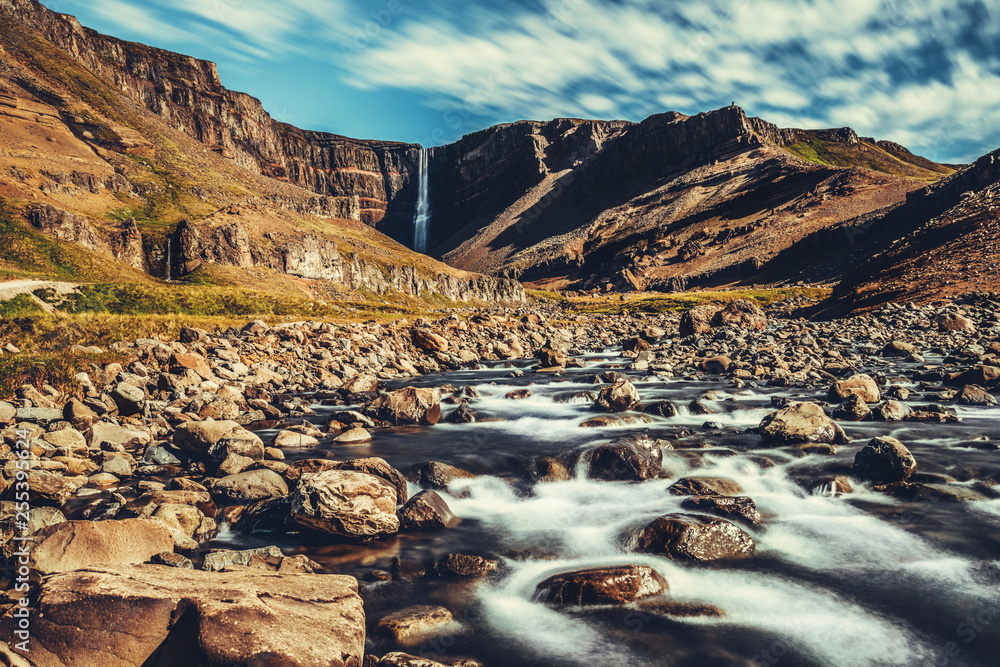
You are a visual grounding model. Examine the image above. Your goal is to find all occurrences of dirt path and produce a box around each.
[0,279,80,313]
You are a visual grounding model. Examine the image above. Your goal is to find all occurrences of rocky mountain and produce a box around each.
[418,106,954,293]
[2,0,994,310]
[806,149,1000,313]
[0,0,523,304]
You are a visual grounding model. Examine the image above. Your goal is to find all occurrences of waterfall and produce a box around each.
[412,148,430,253]
[165,237,171,281]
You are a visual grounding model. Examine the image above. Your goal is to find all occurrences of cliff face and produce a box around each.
[0,1,524,305]
[0,0,418,225]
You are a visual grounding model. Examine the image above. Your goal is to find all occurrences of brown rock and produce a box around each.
[0,564,364,666]
[211,468,289,504]
[871,400,911,422]
[679,305,718,337]
[592,380,640,413]
[412,329,449,352]
[330,457,408,503]
[852,436,917,484]
[31,519,174,574]
[435,553,499,578]
[534,565,666,606]
[668,476,744,496]
[291,470,399,538]
[937,313,975,331]
[398,489,456,529]
[829,374,881,403]
[589,434,663,482]
[957,384,996,406]
[710,299,767,331]
[637,514,755,562]
[170,351,214,379]
[417,461,476,490]
[700,356,732,374]
[679,495,762,526]
[376,387,442,425]
[63,398,98,429]
[376,605,455,646]
[759,402,848,445]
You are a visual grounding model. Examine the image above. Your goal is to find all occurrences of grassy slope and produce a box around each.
[783,138,954,182]
[567,287,832,315]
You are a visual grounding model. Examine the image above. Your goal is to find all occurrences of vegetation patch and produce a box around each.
[568,287,832,314]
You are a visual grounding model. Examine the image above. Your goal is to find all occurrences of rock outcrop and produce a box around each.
[0,564,365,667]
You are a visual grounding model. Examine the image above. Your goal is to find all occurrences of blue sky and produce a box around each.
[44,0,1000,162]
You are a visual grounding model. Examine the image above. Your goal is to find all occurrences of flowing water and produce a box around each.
[413,148,430,253]
[218,351,1000,667]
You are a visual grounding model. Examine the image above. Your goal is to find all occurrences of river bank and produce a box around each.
[1,295,999,666]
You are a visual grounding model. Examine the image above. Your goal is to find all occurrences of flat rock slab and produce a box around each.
[31,518,174,574]
[0,564,364,667]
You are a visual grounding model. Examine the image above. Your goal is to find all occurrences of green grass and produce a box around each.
[568,287,832,315]
[783,138,952,182]
[0,198,141,282]
[527,289,565,302]
[0,294,44,317]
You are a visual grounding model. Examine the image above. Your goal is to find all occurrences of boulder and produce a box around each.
[871,400,911,422]
[0,564,364,666]
[330,457,408,503]
[828,374,881,403]
[644,400,678,418]
[173,420,263,460]
[63,398,98,429]
[852,436,917,484]
[937,313,975,331]
[434,553,499,578]
[637,514,755,562]
[375,605,455,646]
[87,421,150,449]
[375,387,442,425]
[832,394,871,421]
[667,476,744,497]
[534,565,666,606]
[274,429,321,448]
[21,470,87,505]
[957,384,996,406]
[679,305,718,337]
[377,653,479,667]
[170,351,214,379]
[211,469,289,504]
[202,545,284,572]
[538,348,568,367]
[710,299,767,331]
[759,402,848,445]
[335,427,372,444]
[700,356,731,374]
[31,519,174,574]
[0,401,15,425]
[592,380,641,413]
[111,382,146,416]
[679,495,762,527]
[412,329,449,352]
[588,434,663,482]
[417,461,476,490]
[291,470,399,539]
[398,490,456,529]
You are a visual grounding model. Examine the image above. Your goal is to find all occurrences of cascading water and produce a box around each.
[165,237,171,281]
[412,147,430,253]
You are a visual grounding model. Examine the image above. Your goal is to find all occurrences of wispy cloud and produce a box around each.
[71,0,1000,161]
[337,0,1000,161]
